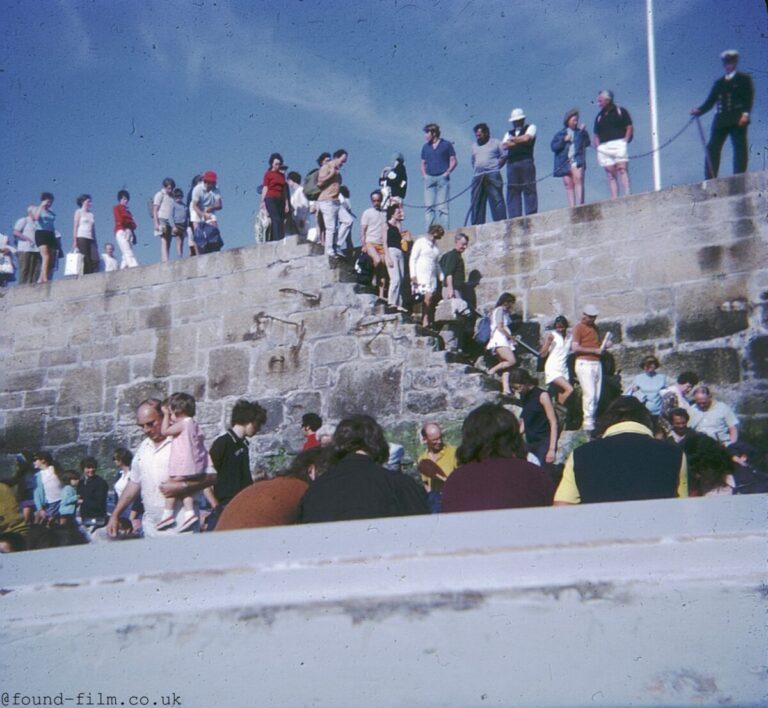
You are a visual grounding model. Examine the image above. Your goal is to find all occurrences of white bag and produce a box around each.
[64,250,84,276]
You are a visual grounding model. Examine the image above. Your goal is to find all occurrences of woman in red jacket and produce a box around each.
[113,189,139,268]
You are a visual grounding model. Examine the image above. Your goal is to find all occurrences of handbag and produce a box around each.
[0,254,14,275]
[64,250,84,276]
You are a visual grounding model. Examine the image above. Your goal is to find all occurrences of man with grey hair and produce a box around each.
[13,206,41,284]
[593,90,633,198]
[106,398,216,538]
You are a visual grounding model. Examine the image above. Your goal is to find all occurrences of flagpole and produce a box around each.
[646,0,662,190]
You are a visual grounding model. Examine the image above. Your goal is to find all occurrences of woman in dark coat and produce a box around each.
[551,108,590,207]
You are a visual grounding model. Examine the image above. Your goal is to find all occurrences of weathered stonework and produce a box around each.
[1,172,766,470]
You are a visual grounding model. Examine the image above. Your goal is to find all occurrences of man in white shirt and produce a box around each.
[106,399,216,538]
[190,171,223,254]
[13,206,40,284]
[360,190,387,298]
[100,243,119,272]
[689,385,739,445]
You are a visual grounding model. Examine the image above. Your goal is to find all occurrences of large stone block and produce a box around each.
[328,362,402,419]
[39,348,79,367]
[57,369,103,417]
[24,389,58,408]
[3,408,46,451]
[153,328,198,378]
[661,347,741,384]
[361,334,393,358]
[405,390,448,415]
[117,381,169,420]
[312,336,358,366]
[252,340,311,395]
[408,369,446,391]
[138,305,172,330]
[258,397,285,434]
[106,360,131,387]
[284,391,323,424]
[46,418,80,446]
[169,376,206,400]
[207,347,251,399]
[53,445,90,470]
[676,310,749,343]
[131,356,154,380]
[113,311,139,336]
[6,371,45,393]
[625,316,672,342]
[79,414,117,436]
[0,393,24,410]
[746,336,768,378]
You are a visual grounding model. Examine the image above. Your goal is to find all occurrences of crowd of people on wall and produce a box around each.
[0,49,754,288]
[0,49,761,553]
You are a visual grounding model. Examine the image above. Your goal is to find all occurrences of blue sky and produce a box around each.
[2,0,766,270]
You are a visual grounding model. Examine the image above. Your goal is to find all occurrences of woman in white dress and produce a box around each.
[540,315,574,404]
[72,194,98,274]
[409,223,444,327]
[487,292,517,395]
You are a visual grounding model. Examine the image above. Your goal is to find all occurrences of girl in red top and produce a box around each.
[261,153,289,242]
[113,189,139,268]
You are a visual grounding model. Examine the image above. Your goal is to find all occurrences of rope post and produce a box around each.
[694,115,716,180]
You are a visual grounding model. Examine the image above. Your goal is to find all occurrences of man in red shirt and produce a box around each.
[571,304,611,432]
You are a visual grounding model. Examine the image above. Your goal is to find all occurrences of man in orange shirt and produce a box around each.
[571,304,611,432]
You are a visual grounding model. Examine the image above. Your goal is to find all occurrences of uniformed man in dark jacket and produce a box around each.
[691,49,754,178]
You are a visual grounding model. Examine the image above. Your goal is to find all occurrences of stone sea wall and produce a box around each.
[1,172,766,471]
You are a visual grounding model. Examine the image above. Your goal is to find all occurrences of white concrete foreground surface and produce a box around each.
[2,496,766,707]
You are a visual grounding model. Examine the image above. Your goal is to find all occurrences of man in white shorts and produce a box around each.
[593,90,633,198]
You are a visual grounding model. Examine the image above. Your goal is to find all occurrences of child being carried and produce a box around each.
[158,392,210,532]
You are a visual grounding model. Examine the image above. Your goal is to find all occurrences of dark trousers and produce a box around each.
[76,238,98,274]
[706,122,748,178]
[470,172,506,225]
[265,197,286,241]
[18,252,41,284]
[506,159,538,218]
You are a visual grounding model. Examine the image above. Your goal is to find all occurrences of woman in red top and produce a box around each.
[113,189,139,268]
[262,153,289,242]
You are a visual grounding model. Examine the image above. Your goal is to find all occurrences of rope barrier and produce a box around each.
[401,181,474,210]
[693,115,716,178]
[626,116,695,160]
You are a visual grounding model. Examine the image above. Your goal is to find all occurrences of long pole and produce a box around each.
[646,0,662,190]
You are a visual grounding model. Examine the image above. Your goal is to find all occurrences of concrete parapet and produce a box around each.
[2,496,766,706]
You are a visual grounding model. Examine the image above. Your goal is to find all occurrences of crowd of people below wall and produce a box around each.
[0,49,754,288]
[1,342,765,554]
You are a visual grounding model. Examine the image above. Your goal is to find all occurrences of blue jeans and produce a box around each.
[506,159,538,218]
[470,171,506,225]
[424,174,450,230]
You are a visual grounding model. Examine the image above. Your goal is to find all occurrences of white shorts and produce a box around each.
[596,139,628,167]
